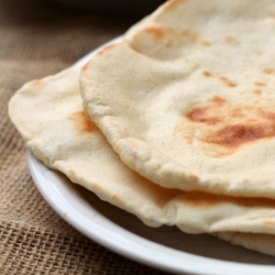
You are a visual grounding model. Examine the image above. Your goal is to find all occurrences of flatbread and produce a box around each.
[80,0,275,199]
[216,232,275,257]
[8,66,275,238]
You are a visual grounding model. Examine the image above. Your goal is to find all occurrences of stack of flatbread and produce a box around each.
[9,0,275,258]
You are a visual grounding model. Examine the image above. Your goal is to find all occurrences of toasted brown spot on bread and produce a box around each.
[201,40,211,47]
[30,79,44,87]
[254,89,262,95]
[254,81,266,87]
[212,109,275,148]
[263,68,275,74]
[211,96,226,105]
[143,26,169,41]
[202,71,237,88]
[263,220,275,226]
[185,96,225,125]
[203,71,213,77]
[70,110,98,133]
[224,35,236,43]
[186,107,221,125]
[184,96,275,150]
[218,76,237,88]
[212,124,265,147]
[181,28,199,42]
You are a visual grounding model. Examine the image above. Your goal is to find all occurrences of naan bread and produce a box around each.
[81,0,275,199]
[8,66,275,238]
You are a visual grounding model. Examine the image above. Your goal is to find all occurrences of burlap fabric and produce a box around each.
[0,0,168,274]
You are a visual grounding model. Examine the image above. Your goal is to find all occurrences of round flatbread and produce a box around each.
[81,0,275,199]
[8,66,275,238]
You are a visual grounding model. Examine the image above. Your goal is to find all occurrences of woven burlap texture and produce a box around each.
[0,0,168,274]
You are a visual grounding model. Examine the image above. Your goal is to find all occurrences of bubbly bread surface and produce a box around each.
[81,0,275,199]
[7,66,275,240]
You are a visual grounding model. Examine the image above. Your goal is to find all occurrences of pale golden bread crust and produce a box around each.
[81,0,275,199]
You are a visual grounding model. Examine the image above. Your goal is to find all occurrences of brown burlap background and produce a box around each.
[0,1,169,274]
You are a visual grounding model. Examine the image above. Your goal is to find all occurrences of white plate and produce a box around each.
[26,38,275,275]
